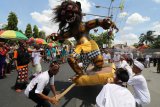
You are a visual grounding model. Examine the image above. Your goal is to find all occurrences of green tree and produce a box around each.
[139,30,155,45]
[25,24,32,38]
[90,32,114,48]
[150,35,160,49]
[90,33,97,41]
[90,33,103,46]
[39,31,46,39]
[33,25,39,38]
[133,43,139,48]
[18,30,23,34]
[6,12,18,31]
[99,31,114,48]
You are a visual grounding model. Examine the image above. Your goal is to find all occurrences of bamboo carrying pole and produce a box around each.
[54,83,76,101]
[53,64,115,102]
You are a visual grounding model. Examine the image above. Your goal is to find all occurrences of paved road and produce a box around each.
[0,62,160,107]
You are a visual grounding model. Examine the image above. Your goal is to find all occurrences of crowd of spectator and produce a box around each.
[1,41,159,107]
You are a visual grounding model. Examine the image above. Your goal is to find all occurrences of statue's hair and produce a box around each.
[53,0,82,36]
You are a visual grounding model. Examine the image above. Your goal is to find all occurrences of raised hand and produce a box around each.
[102,18,118,33]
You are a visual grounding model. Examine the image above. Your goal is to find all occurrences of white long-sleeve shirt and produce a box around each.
[96,84,135,107]
[128,74,150,106]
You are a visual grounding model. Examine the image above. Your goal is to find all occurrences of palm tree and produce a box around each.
[150,35,160,49]
[139,30,155,45]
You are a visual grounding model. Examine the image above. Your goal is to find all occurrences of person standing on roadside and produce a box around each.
[31,45,43,77]
[102,50,111,64]
[0,42,9,79]
[157,56,160,73]
[14,42,31,92]
[113,52,121,68]
[61,46,67,63]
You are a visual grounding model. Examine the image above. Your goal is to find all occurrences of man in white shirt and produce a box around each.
[113,52,121,68]
[102,50,111,64]
[144,55,150,68]
[120,56,133,78]
[128,60,150,107]
[96,68,135,107]
[31,45,42,77]
[24,61,60,107]
[128,52,133,65]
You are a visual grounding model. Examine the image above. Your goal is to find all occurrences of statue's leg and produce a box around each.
[93,55,104,70]
[67,57,83,75]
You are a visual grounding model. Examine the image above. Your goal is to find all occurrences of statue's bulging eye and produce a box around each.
[67,5,73,10]
[74,7,79,12]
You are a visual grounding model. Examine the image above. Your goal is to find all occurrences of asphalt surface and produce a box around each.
[0,62,160,107]
[0,62,103,107]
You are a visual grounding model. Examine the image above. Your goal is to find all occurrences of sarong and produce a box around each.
[15,65,28,90]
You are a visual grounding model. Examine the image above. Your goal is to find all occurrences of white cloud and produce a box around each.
[0,23,2,27]
[48,0,61,8]
[0,22,7,28]
[126,13,150,25]
[30,0,92,35]
[151,21,160,35]
[18,18,22,25]
[118,12,128,18]
[72,0,91,13]
[30,10,56,35]
[113,39,124,45]
[114,33,139,45]
[0,22,6,27]
[123,26,133,31]
[31,10,52,25]
[153,0,160,3]
[49,0,92,13]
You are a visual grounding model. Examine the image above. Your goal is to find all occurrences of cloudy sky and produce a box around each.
[0,0,160,45]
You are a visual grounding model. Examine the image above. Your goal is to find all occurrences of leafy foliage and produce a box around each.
[33,25,39,38]
[39,31,46,39]
[18,30,23,34]
[139,30,155,45]
[150,35,160,49]
[133,43,139,48]
[100,31,114,48]
[6,12,18,31]
[90,31,114,48]
[25,24,32,38]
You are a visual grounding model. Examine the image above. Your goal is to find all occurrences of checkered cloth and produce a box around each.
[80,50,101,71]
[72,51,80,58]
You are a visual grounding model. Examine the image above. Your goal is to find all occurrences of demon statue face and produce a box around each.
[53,1,82,31]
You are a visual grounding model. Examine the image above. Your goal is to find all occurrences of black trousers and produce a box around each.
[157,63,160,73]
[29,86,51,107]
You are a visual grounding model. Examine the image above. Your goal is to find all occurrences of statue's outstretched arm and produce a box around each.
[85,18,119,32]
[47,32,71,41]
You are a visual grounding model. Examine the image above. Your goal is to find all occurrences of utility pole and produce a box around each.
[95,4,119,48]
